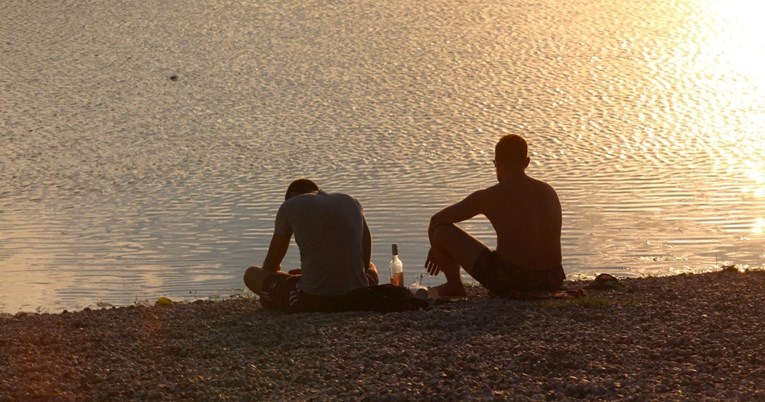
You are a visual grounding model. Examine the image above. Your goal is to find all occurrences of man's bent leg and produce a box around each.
[244,265,277,294]
[244,266,302,311]
[430,224,489,298]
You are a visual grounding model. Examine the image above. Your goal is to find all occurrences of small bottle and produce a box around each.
[389,244,404,287]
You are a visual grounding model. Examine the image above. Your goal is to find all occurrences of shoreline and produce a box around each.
[2,269,764,400]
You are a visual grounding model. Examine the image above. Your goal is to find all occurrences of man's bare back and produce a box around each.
[479,174,561,272]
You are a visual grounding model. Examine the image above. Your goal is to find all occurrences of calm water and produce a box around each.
[1,0,763,312]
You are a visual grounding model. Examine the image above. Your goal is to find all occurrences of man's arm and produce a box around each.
[428,191,485,238]
[424,190,485,276]
[262,234,290,272]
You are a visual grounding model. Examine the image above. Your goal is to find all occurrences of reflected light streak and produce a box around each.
[694,0,765,200]
[745,162,764,197]
[693,0,765,122]
[753,218,764,235]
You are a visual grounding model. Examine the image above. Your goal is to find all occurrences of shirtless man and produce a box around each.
[243,179,378,312]
[425,134,564,298]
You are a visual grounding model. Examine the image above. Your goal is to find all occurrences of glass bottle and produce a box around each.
[389,243,404,287]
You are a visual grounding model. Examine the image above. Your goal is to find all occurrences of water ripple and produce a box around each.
[1,0,763,311]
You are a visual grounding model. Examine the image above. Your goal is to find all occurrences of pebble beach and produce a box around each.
[2,269,764,401]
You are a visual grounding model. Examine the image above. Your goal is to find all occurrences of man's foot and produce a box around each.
[427,283,468,301]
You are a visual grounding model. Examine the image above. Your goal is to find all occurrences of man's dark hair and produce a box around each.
[495,134,528,168]
[285,179,319,200]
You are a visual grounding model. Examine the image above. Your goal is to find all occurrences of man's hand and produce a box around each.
[425,247,441,276]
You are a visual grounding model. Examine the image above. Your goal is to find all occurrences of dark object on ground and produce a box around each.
[342,284,429,312]
[585,273,625,290]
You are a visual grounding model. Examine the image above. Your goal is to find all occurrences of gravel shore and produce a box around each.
[2,269,764,401]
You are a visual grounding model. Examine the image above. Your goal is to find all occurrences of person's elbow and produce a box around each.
[428,215,438,232]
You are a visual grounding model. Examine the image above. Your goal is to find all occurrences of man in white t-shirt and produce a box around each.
[244,179,378,312]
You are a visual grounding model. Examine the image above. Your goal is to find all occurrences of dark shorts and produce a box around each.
[259,272,346,313]
[471,249,565,295]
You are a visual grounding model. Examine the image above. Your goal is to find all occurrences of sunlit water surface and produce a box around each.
[1,0,763,312]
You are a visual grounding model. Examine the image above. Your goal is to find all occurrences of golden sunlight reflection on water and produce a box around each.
[690,0,765,236]
[1,0,764,312]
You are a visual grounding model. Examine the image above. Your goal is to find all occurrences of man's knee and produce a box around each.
[431,224,487,271]
[244,266,274,294]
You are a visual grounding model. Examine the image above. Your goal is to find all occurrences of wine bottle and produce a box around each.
[389,244,404,287]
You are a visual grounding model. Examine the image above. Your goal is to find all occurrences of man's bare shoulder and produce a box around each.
[532,176,558,192]
[487,175,554,190]
[463,186,498,205]
[517,175,558,194]
[485,176,559,204]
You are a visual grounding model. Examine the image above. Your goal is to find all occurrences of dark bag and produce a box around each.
[341,284,429,312]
